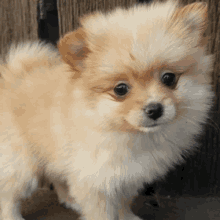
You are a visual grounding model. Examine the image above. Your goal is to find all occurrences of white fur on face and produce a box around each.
[96,97,120,118]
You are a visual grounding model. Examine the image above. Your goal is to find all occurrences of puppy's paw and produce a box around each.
[60,199,82,213]
[0,214,25,220]
[59,198,72,209]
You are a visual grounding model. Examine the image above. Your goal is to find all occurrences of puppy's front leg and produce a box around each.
[0,197,24,220]
[68,184,118,220]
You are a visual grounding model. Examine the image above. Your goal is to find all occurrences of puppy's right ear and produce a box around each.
[58,28,90,72]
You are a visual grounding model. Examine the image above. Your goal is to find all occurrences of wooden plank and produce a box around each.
[0,0,38,57]
[57,0,137,37]
[154,0,220,196]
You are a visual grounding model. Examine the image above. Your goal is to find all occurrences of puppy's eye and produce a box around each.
[161,72,176,87]
[114,83,129,96]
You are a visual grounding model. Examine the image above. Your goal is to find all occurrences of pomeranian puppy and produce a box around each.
[0,0,214,219]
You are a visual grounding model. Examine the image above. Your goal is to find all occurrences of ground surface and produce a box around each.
[21,189,220,220]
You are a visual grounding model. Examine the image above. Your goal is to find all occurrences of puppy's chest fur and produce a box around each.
[44,130,183,195]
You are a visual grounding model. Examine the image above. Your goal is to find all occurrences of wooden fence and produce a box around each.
[0,0,220,197]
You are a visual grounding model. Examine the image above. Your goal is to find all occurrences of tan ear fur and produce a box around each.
[178,2,208,32]
[168,2,208,47]
[58,28,90,73]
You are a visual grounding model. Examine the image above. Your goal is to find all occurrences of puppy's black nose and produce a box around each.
[144,103,163,120]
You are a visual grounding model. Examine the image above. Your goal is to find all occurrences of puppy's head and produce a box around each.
[58,1,214,134]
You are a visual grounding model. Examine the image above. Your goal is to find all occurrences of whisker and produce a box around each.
[181,106,218,114]
[180,107,220,131]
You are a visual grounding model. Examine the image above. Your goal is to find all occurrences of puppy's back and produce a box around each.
[0,42,71,168]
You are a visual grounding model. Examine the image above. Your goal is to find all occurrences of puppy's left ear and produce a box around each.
[58,28,90,72]
[169,2,208,47]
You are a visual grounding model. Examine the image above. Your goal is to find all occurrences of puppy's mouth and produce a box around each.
[139,121,166,132]
[141,121,162,128]
[144,123,159,128]
[139,125,161,133]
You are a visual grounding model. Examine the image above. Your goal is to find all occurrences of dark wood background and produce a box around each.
[0,0,219,198]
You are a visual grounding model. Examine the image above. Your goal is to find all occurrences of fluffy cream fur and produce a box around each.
[0,0,214,219]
